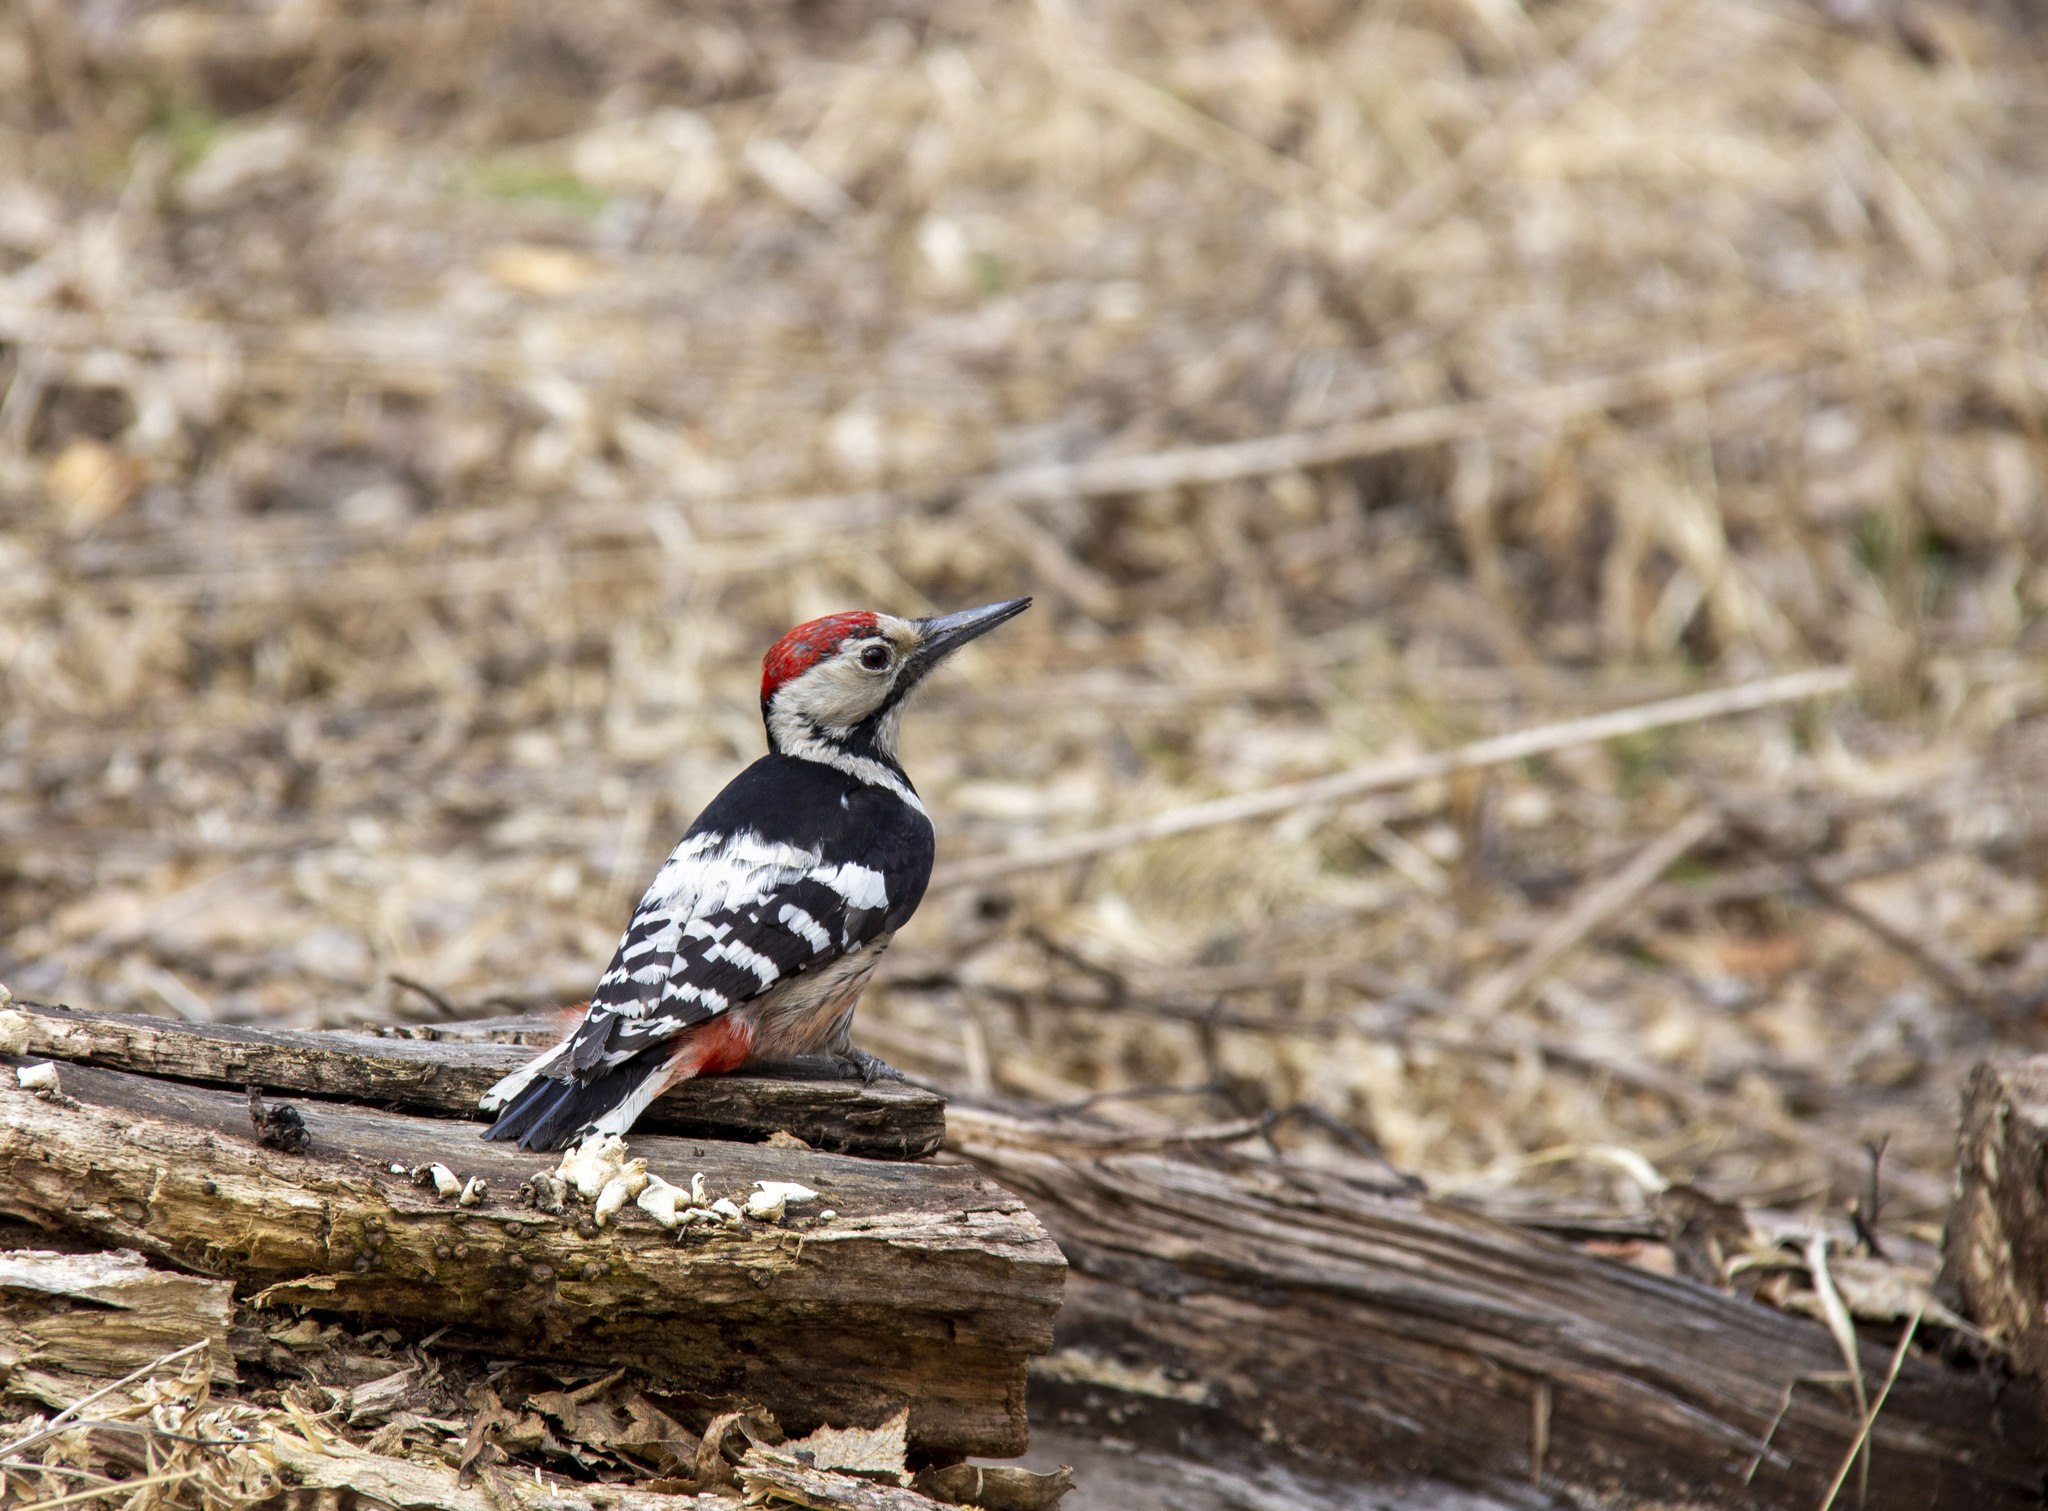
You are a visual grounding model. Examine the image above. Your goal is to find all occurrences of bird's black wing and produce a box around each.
[479,756,932,1145]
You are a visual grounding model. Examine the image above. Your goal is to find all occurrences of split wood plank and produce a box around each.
[961,1140,2041,1510]
[0,1058,1064,1459]
[0,1001,944,1160]
[0,1248,235,1389]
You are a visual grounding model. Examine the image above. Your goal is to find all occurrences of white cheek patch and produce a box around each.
[784,656,895,730]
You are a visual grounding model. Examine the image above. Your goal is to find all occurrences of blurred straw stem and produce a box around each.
[933,667,1852,889]
[1345,0,1692,265]
[971,337,1782,505]
[1464,809,1720,1021]
[965,274,2029,507]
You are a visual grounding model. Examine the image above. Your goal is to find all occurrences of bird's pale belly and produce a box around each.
[732,931,892,1063]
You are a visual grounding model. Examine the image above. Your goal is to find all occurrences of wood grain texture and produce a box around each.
[964,1142,2042,1510]
[0,1058,1064,1459]
[0,1001,944,1159]
[0,1247,235,1386]
[1942,1056,2048,1412]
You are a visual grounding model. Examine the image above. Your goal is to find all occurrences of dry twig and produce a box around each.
[1465,809,1719,1020]
[936,669,1850,888]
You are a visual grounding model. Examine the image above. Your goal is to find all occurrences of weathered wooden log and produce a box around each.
[0,1057,1064,1460]
[959,1139,2042,1510]
[1941,1055,2048,1412]
[0,1248,235,1390]
[0,1001,944,1160]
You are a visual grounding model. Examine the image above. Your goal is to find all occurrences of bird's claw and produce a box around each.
[838,1047,906,1085]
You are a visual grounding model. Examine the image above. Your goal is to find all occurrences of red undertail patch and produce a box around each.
[670,1015,758,1081]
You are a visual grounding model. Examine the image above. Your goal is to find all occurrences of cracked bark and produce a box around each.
[961,1141,2044,1510]
[0,1056,1062,1460]
[0,1000,944,1159]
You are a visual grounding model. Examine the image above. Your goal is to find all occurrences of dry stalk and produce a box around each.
[936,669,1849,888]
[1464,809,1719,1020]
[1816,1309,1923,1511]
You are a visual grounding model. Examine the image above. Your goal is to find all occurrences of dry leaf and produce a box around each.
[779,1408,910,1484]
[526,1373,699,1475]
[1780,1253,1974,1332]
[44,440,140,529]
[486,245,602,296]
[1715,935,1805,978]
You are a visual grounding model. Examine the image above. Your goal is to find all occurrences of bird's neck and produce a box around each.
[765,701,923,815]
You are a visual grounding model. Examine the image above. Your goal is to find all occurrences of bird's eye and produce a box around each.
[859,644,892,671]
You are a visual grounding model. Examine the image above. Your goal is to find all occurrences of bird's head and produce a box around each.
[760,598,1031,766]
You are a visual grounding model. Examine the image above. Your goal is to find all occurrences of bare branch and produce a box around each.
[936,669,1851,889]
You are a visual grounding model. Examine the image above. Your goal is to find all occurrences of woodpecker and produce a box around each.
[479,597,1030,1151]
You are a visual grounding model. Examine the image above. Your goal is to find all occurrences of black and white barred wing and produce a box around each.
[478,830,891,1114]
[572,830,893,1068]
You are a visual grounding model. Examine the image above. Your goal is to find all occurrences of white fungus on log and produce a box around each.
[636,1174,695,1228]
[557,1134,634,1200]
[593,1163,651,1227]
[744,1180,820,1222]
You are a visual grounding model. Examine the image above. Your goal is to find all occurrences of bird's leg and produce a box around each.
[836,1045,907,1084]
[743,1053,856,1081]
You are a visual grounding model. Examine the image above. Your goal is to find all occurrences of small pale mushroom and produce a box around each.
[743,1189,787,1222]
[15,1062,59,1092]
[743,1181,819,1223]
[592,1163,650,1226]
[523,1173,567,1214]
[710,1197,745,1224]
[457,1176,488,1207]
[427,1164,462,1199]
[636,1175,691,1228]
[556,1134,632,1200]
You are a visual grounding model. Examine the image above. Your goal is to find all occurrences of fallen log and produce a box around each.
[0,1000,944,1160]
[0,1248,235,1391]
[1941,1055,2048,1415]
[959,1137,2042,1510]
[0,1056,1064,1460]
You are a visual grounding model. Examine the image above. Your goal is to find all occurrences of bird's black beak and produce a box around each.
[906,598,1032,681]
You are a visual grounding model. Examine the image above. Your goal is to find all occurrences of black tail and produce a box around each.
[481,1046,668,1151]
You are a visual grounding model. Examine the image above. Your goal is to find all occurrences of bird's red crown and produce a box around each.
[761,611,881,700]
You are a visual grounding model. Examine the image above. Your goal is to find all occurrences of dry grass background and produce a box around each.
[3,0,2048,1244]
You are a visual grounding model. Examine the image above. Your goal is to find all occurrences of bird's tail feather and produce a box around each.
[477,1037,570,1114]
[481,1045,673,1151]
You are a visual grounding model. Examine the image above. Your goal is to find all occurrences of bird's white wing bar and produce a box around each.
[556,824,902,1075]
[777,903,832,953]
[816,861,889,910]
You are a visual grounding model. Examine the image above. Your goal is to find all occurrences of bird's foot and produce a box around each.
[836,1046,906,1085]
[749,1053,856,1082]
